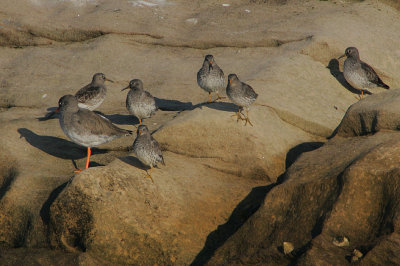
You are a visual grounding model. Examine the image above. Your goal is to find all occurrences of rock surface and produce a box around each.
[0,0,400,265]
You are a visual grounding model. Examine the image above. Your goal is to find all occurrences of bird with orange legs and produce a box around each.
[56,95,132,172]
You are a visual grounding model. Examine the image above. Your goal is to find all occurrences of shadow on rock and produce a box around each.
[327,58,371,96]
[285,142,324,169]
[191,183,277,266]
[204,101,238,113]
[103,114,139,126]
[17,128,108,160]
[40,181,69,227]
[155,97,196,111]
[119,155,150,170]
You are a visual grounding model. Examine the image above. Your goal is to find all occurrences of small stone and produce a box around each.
[332,236,349,247]
[353,249,363,258]
[283,241,294,255]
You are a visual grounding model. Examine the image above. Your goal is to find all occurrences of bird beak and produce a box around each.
[105,78,114,83]
[337,54,345,60]
[55,107,60,113]
[121,86,129,91]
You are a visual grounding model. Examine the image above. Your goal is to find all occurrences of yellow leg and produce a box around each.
[216,92,225,101]
[145,167,154,183]
[244,110,253,126]
[231,108,245,122]
[139,118,142,125]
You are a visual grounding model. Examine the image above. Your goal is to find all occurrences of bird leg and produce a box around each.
[216,92,226,101]
[231,107,245,122]
[359,90,364,100]
[139,118,142,125]
[145,167,154,183]
[244,110,254,126]
[74,147,91,173]
[208,92,212,103]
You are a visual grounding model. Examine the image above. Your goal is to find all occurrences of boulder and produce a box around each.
[207,131,400,265]
[49,153,265,265]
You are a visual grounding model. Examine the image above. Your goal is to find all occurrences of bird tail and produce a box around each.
[377,79,390,89]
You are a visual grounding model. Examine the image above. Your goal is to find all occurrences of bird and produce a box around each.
[56,95,132,172]
[121,79,157,125]
[132,125,165,182]
[74,73,114,110]
[338,47,389,97]
[197,54,225,103]
[226,74,258,126]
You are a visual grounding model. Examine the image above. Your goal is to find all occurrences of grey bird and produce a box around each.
[56,95,132,172]
[133,125,165,182]
[197,54,225,103]
[121,79,157,124]
[338,47,389,97]
[226,74,258,126]
[75,73,114,110]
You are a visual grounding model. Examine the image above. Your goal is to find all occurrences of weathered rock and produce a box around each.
[207,131,400,265]
[154,103,319,181]
[49,154,265,265]
[334,89,400,137]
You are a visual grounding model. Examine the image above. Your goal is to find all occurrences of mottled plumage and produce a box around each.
[226,74,258,126]
[58,95,132,172]
[121,79,157,124]
[133,125,164,182]
[197,55,225,103]
[74,73,113,110]
[339,47,389,95]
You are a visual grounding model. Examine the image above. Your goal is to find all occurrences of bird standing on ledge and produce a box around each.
[75,73,114,110]
[197,55,225,103]
[226,74,258,126]
[338,47,389,98]
[133,125,165,182]
[57,95,132,172]
[121,79,157,125]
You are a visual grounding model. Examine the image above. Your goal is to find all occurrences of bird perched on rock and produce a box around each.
[197,54,225,103]
[338,47,389,97]
[226,74,258,126]
[121,79,157,124]
[57,95,132,172]
[133,125,165,182]
[75,73,114,110]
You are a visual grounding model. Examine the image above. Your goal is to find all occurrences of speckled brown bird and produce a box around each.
[74,73,113,110]
[226,74,258,126]
[338,47,389,97]
[57,95,132,172]
[197,55,225,103]
[132,125,164,182]
[121,79,157,124]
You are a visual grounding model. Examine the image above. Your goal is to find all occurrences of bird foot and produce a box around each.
[231,112,245,122]
[145,173,154,183]
[243,117,254,126]
[216,96,226,101]
[74,169,83,173]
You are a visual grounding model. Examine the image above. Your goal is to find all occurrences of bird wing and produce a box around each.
[74,109,132,136]
[150,136,165,165]
[75,84,102,103]
[361,62,381,85]
[242,83,258,100]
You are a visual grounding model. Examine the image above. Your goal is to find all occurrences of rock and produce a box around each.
[283,241,294,255]
[154,103,319,181]
[49,154,265,264]
[332,236,350,247]
[207,131,400,265]
[334,89,400,137]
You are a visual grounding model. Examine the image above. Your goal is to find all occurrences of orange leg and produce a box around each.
[74,147,91,173]
[139,118,142,125]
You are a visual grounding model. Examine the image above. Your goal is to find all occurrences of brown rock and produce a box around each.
[49,154,265,265]
[334,89,400,137]
[207,131,400,265]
